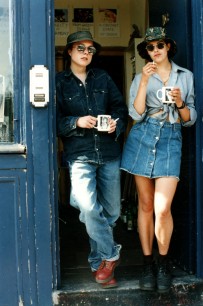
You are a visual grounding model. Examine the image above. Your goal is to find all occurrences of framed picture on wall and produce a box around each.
[72,8,94,35]
[98,8,120,37]
[55,9,69,46]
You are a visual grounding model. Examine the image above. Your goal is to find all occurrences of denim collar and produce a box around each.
[64,67,95,78]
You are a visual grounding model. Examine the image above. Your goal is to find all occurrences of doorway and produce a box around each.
[54,0,197,292]
[55,51,192,292]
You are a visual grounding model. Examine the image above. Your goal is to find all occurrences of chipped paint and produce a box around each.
[19,296,24,306]
[52,291,60,305]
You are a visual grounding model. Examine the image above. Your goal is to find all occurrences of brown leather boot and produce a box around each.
[92,270,118,289]
[95,259,120,283]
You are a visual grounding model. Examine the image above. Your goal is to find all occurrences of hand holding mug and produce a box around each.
[157,86,182,105]
[108,118,119,134]
[94,115,111,132]
[170,87,182,105]
[156,86,175,103]
[77,115,97,129]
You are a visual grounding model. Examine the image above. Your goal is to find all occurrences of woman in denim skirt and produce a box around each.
[121,27,197,293]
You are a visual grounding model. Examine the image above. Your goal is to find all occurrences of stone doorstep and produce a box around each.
[53,274,203,306]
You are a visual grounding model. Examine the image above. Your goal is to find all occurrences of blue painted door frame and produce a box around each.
[23,0,59,304]
[0,0,58,305]
[14,0,58,305]
[2,0,202,305]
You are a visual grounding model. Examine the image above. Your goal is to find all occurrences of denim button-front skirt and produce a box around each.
[121,117,182,179]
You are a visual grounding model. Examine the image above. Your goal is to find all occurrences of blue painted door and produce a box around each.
[0,0,58,305]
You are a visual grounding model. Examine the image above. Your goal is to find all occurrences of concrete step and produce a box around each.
[52,265,203,306]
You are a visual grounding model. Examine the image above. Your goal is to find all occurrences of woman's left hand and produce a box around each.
[108,118,118,134]
[170,87,183,106]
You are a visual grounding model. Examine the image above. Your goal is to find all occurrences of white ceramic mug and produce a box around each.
[156,86,174,103]
[94,115,111,131]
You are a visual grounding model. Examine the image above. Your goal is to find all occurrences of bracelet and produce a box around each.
[176,101,186,109]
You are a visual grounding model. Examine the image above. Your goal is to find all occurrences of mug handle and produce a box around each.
[156,88,163,100]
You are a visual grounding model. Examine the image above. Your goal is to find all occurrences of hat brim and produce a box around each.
[66,39,101,51]
[137,38,177,60]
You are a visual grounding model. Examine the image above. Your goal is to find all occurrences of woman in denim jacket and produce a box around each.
[121,27,197,293]
[56,31,128,288]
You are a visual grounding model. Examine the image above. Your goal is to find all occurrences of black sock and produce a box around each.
[158,254,168,264]
[143,254,153,264]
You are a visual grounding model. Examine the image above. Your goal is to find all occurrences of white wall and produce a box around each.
[54,0,147,47]
[129,0,148,37]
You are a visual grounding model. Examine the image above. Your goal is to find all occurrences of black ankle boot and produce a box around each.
[139,256,156,291]
[157,257,172,293]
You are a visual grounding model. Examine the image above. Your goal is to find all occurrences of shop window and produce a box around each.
[0,0,14,142]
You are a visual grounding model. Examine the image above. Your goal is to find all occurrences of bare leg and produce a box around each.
[135,176,155,255]
[154,177,178,255]
[135,176,156,290]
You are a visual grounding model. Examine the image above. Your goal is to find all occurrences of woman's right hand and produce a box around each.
[142,61,157,78]
[76,115,97,129]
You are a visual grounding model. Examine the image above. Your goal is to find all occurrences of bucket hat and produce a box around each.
[66,30,101,50]
[137,27,177,61]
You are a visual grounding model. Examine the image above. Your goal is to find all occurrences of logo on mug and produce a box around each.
[156,86,174,103]
[94,115,111,131]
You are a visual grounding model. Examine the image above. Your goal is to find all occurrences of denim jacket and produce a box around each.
[56,68,128,163]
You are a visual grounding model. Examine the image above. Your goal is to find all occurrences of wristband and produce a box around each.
[176,101,185,109]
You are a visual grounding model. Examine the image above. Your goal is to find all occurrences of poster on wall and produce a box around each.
[98,9,120,37]
[55,9,69,46]
[72,8,94,36]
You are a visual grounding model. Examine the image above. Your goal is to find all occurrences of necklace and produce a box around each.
[158,63,172,85]
[163,71,171,85]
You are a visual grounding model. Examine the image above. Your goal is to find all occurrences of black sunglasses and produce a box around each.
[146,42,165,52]
[74,44,97,55]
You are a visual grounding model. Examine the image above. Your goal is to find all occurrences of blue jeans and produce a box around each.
[68,159,121,271]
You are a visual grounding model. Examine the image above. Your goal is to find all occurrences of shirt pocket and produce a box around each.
[64,93,85,115]
[93,89,108,113]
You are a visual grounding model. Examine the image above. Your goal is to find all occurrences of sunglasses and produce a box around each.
[74,44,97,55]
[146,42,165,52]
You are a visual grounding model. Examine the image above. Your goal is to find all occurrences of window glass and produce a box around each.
[0,0,13,142]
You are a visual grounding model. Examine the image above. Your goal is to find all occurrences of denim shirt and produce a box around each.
[129,61,197,126]
[56,68,128,163]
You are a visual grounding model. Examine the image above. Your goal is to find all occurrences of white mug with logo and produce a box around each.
[156,86,175,103]
[94,115,111,131]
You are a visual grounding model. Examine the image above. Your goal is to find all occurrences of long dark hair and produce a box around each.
[137,38,177,62]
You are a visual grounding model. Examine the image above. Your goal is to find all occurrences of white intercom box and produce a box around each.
[29,65,49,107]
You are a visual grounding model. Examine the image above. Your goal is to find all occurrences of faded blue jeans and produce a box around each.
[68,158,121,271]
